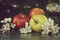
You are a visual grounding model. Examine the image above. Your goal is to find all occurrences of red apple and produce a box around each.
[29,8,45,18]
[12,14,29,29]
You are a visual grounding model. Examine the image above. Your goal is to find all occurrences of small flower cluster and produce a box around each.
[41,18,60,34]
[0,17,16,33]
[19,22,32,33]
[1,17,12,23]
[46,3,60,13]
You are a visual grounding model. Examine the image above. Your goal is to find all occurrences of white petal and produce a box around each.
[46,7,49,10]
[0,20,4,23]
[25,22,29,28]
[4,17,12,22]
[28,29,32,32]
[4,18,9,22]
[20,31,24,33]
[2,24,8,27]
[57,27,60,30]
[25,26,32,32]
[56,30,59,33]
[42,26,48,30]
[20,28,24,31]
[8,17,12,22]
[42,31,46,34]
[23,31,28,33]
[27,28,32,32]
[48,18,52,22]
[20,28,28,33]
[11,24,16,28]
[55,24,58,27]
[23,28,28,33]
[51,20,54,26]
[46,30,51,34]
[44,22,49,26]
[52,31,58,34]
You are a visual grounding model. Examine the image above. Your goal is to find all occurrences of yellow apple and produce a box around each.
[29,15,48,32]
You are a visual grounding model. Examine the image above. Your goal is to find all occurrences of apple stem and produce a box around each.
[32,18,38,23]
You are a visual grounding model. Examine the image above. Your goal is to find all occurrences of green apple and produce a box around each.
[29,15,48,32]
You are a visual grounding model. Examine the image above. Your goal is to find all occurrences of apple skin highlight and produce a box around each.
[29,8,45,18]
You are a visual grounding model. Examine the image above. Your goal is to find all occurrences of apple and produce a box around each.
[12,13,29,30]
[29,8,45,18]
[29,15,47,32]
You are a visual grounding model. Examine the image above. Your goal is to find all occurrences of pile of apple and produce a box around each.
[12,8,48,32]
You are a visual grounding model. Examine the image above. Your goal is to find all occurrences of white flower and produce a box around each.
[1,20,7,23]
[42,31,46,34]
[4,18,8,22]
[20,26,32,34]
[0,17,13,34]
[48,18,54,26]
[46,30,51,34]
[0,23,10,33]
[42,30,51,34]
[48,18,52,22]
[25,22,32,32]
[44,22,50,26]
[41,18,59,34]
[26,26,32,32]
[25,22,29,28]
[8,17,12,22]
[19,22,32,34]
[52,28,59,34]
[11,23,16,28]
[0,17,12,23]
[20,28,28,33]
[0,20,5,23]
[46,3,60,13]
[51,24,59,34]
[4,17,12,22]
[2,23,10,30]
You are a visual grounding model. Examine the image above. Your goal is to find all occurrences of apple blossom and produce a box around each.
[0,17,12,23]
[25,22,28,27]
[19,22,32,34]
[0,17,16,34]
[20,28,28,33]
[11,23,16,28]
[0,23,10,34]
[46,3,60,13]
[41,18,60,34]
[0,20,5,23]
[19,26,32,34]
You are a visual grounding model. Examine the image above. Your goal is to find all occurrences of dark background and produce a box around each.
[0,0,60,26]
